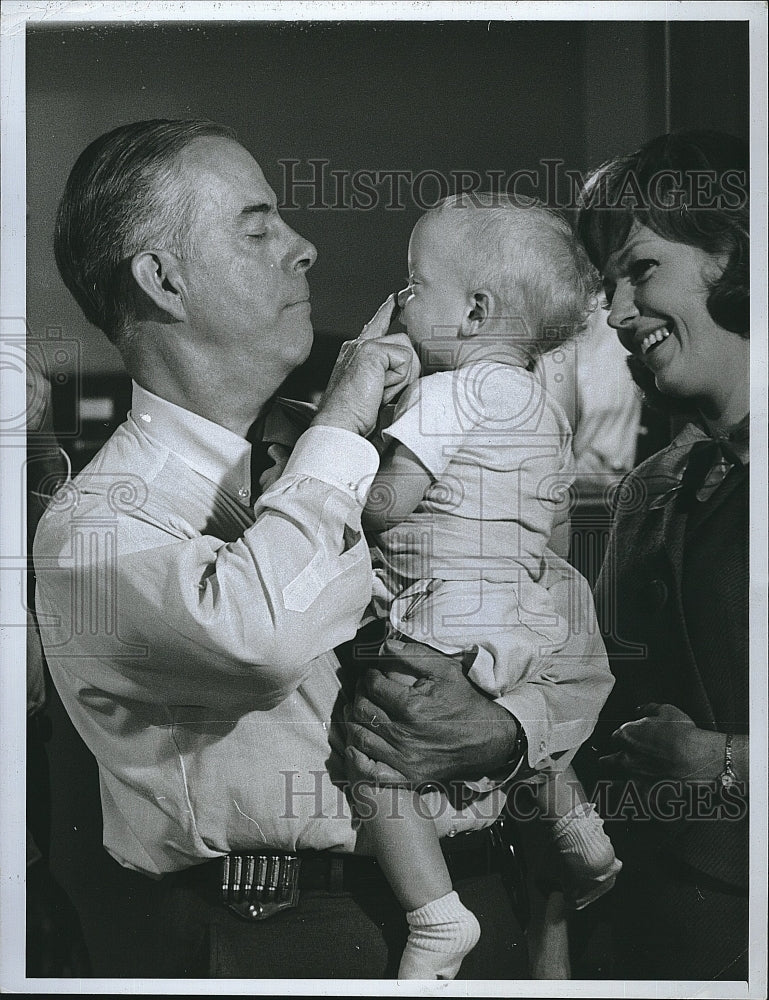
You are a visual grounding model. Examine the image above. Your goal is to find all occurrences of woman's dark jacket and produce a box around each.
[585,419,749,890]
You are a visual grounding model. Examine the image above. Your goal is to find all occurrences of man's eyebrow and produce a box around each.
[238,203,273,220]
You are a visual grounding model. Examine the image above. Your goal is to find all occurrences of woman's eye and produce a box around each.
[249,232,266,241]
[629,259,657,283]
[600,283,614,309]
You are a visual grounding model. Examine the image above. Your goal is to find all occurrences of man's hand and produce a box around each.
[313,294,419,438]
[345,638,519,786]
[600,703,726,783]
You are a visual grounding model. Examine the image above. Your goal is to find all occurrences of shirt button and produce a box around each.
[447,828,457,838]
[238,487,250,500]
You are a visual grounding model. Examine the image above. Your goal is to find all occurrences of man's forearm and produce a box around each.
[35,426,379,711]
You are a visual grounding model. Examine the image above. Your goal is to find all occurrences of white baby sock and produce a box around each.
[551,802,622,908]
[398,890,481,980]
[551,802,617,875]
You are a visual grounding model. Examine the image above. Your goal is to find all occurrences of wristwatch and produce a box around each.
[718,733,737,788]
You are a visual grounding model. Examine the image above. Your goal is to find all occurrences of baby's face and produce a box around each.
[397,214,470,372]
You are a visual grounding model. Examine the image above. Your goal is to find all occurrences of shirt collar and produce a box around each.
[668,413,750,465]
[128,382,309,503]
[648,412,750,510]
[694,411,750,467]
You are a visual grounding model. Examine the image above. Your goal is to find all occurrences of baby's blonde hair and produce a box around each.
[429,192,599,351]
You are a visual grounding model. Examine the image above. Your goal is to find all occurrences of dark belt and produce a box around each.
[168,820,525,923]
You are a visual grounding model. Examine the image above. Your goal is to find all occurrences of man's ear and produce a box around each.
[130,250,187,322]
[459,290,492,338]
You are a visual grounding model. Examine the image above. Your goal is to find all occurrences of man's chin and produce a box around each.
[289,325,314,368]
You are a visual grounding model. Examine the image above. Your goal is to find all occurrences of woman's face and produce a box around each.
[602,223,746,416]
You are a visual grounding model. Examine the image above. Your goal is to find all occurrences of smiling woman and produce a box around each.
[572,131,750,981]
[568,132,749,980]
[580,131,749,424]
[601,226,748,422]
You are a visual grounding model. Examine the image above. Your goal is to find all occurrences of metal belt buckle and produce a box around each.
[221,852,301,921]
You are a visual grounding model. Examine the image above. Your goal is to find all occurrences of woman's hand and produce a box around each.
[600,703,734,783]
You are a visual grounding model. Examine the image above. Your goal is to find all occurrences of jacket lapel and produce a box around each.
[659,489,716,727]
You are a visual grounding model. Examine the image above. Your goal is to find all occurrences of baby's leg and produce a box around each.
[532,765,621,909]
[356,784,479,978]
[352,665,479,979]
[532,763,587,821]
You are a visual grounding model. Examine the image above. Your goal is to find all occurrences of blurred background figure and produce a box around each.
[536,305,643,498]
[25,354,91,977]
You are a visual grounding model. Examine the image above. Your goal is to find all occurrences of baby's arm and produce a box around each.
[362,440,433,534]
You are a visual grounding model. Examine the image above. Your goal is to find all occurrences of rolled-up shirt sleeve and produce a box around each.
[35,426,379,711]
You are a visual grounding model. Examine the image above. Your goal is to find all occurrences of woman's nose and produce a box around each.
[396,287,410,308]
[607,279,639,331]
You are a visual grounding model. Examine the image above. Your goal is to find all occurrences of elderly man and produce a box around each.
[34,120,611,979]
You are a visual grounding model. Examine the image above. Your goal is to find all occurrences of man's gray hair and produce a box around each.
[431,192,599,349]
[54,118,237,348]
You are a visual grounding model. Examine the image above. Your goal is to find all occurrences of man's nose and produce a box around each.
[606,279,639,332]
[286,230,317,273]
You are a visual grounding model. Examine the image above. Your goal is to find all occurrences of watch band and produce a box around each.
[487,716,529,784]
[507,718,529,780]
[718,733,737,788]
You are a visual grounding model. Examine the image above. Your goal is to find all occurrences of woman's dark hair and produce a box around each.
[54,119,237,347]
[576,130,749,338]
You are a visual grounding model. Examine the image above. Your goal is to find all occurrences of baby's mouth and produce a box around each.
[640,324,672,356]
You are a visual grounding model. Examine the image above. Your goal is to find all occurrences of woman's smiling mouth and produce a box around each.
[640,325,672,355]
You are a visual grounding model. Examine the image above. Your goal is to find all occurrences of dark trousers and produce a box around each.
[151,867,528,979]
[572,840,748,981]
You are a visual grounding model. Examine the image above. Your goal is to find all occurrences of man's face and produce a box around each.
[174,137,317,380]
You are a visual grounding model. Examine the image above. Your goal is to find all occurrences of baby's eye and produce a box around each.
[628,259,658,283]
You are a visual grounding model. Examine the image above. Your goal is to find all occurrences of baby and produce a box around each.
[357,194,621,979]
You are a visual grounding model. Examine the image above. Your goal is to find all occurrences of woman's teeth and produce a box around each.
[641,327,671,355]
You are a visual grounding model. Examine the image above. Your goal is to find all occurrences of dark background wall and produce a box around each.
[27,18,749,379]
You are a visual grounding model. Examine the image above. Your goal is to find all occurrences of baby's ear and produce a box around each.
[460,290,491,338]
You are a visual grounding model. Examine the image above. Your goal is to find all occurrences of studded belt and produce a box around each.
[168,820,524,922]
